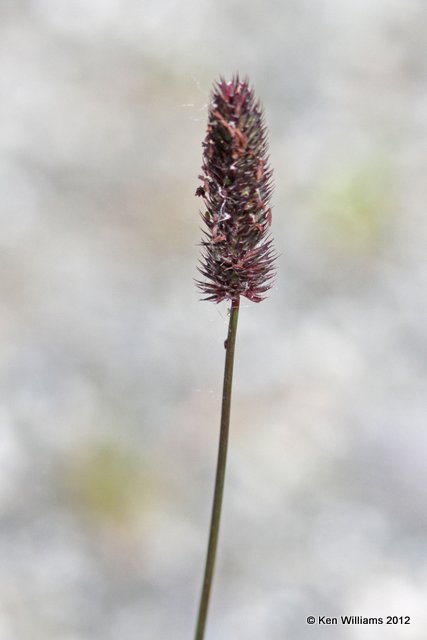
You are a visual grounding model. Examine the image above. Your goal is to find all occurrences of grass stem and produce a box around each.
[194,297,240,640]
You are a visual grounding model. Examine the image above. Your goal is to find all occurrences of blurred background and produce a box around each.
[1,1,427,638]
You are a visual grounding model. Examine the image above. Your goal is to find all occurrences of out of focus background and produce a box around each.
[1,1,427,639]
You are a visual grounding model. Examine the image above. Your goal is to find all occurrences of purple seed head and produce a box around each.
[196,75,276,305]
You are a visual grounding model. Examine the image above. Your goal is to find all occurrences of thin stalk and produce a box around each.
[194,297,240,640]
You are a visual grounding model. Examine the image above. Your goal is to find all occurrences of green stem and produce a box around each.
[194,297,240,640]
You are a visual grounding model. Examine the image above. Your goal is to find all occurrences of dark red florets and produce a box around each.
[196,75,276,304]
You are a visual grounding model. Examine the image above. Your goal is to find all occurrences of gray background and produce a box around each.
[1,0,426,638]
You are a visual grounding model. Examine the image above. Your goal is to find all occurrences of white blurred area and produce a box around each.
[1,1,426,638]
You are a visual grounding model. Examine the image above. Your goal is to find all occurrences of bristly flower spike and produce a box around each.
[196,74,276,306]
